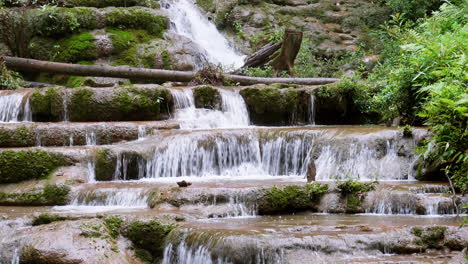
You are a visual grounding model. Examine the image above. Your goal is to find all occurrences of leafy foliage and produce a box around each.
[370,2,467,191]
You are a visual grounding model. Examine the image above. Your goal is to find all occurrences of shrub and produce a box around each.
[336,178,377,196]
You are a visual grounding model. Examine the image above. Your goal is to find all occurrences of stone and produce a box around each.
[306,161,316,182]
[177,180,192,187]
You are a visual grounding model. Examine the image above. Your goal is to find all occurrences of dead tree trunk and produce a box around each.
[2,56,339,86]
[242,42,282,68]
[271,31,303,77]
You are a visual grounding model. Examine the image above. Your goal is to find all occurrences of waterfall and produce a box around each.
[162,0,245,70]
[138,125,147,140]
[85,130,97,146]
[170,88,250,129]
[309,94,316,125]
[62,89,70,122]
[69,188,148,207]
[144,131,313,179]
[86,160,96,183]
[163,241,231,264]
[0,91,31,122]
[10,248,19,264]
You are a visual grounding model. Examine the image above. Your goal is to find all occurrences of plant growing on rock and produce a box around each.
[124,219,175,263]
[0,58,20,90]
[32,213,69,226]
[258,183,329,214]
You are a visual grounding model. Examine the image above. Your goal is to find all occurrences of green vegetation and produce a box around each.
[412,226,447,248]
[258,183,329,214]
[112,87,170,117]
[336,178,377,213]
[32,213,70,226]
[0,184,70,206]
[62,0,158,8]
[105,7,167,37]
[0,59,20,90]
[104,216,124,239]
[369,2,467,192]
[0,125,35,147]
[193,86,221,109]
[54,32,97,62]
[124,219,175,263]
[33,6,97,37]
[31,87,60,121]
[69,88,94,121]
[94,149,117,181]
[0,150,65,183]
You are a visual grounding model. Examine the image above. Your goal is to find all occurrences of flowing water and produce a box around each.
[162,0,245,69]
[0,91,31,122]
[171,88,250,129]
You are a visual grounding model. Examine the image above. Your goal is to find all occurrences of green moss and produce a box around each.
[402,125,413,137]
[32,7,97,37]
[32,213,69,226]
[124,219,174,263]
[240,87,304,125]
[31,87,59,121]
[65,76,86,88]
[112,46,139,66]
[112,87,170,116]
[62,0,156,8]
[69,88,94,121]
[193,86,221,109]
[196,0,215,13]
[105,7,167,37]
[0,150,65,183]
[0,125,35,147]
[0,184,70,206]
[336,179,377,196]
[161,50,172,70]
[95,149,117,181]
[258,183,328,214]
[55,32,97,63]
[412,226,447,248]
[104,216,123,239]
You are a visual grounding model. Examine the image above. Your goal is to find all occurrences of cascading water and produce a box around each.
[0,91,31,122]
[138,125,147,140]
[85,130,97,146]
[55,188,149,212]
[171,88,250,129]
[113,128,420,181]
[309,94,316,125]
[162,0,245,70]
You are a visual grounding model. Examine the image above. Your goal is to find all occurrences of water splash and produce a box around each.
[162,0,245,70]
[171,88,250,129]
[10,248,19,264]
[86,160,96,183]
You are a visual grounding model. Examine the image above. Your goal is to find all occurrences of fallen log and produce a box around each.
[242,41,282,68]
[2,56,340,86]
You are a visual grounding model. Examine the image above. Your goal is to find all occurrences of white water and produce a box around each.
[85,130,97,146]
[0,91,31,122]
[171,88,250,129]
[116,129,419,181]
[55,188,148,212]
[162,0,245,70]
[62,90,70,122]
[138,125,147,140]
[309,94,316,125]
[10,248,19,264]
[86,160,96,183]
[163,241,231,264]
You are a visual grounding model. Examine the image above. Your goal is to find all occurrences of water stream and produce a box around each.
[162,0,245,70]
[0,91,31,122]
[171,88,250,129]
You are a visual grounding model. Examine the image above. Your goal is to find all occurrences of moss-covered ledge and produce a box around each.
[0,184,70,206]
[30,86,174,122]
[239,85,310,125]
[0,150,66,184]
[193,86,221,110]
[60,0,160,8]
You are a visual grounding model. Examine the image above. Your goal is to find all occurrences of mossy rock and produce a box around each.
[61,0,160,8]
[30,87,62,122]
[257,183,328,214]
[124,219,174,263]
[412,226,447,249]
[193,86,221,110]
[0,150,65,183]
[0,125,36,147]
[240,87,309,125]
[94,149,117,181]
[54,32,98,63]
[32,213,70,226]
[31,7,98,37]
[105,7,167,37]
[0,184,70,206]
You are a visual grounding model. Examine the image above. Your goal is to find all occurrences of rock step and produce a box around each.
[0,120,179,147]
